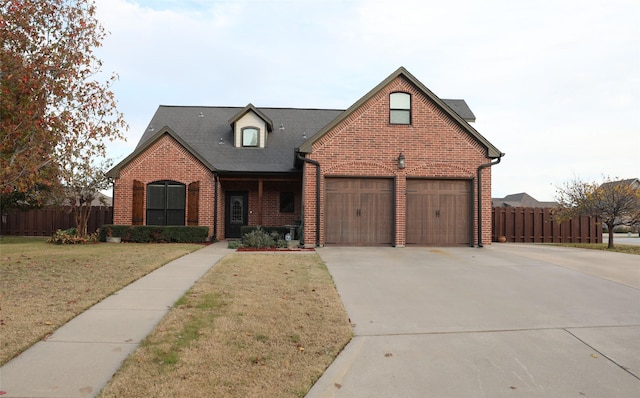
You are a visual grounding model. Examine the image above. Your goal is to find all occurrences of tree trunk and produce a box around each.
[607,222,615,249]
[73,204,91,238]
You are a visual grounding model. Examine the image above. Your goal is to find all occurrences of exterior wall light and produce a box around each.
[397,152,406,169]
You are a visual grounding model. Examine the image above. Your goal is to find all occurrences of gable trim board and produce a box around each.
[109,66,503,246]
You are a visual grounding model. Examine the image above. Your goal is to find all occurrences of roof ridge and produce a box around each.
[156,104,346,112]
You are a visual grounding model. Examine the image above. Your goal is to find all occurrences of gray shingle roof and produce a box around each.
[492,192,557,208]
[109,93,482,176]
[133,106,344,174]
[442,99,475,122]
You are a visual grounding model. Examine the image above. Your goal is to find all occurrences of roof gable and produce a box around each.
[228,103,273,132]
[106,126,214,178]
[298,66,502,158]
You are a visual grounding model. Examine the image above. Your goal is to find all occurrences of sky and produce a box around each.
[93,0,640,201]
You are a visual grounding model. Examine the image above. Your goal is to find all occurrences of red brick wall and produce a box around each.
[302,76,494,246]
[113,134,215,237]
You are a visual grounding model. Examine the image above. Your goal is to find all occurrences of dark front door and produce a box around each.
[225,191,248,238]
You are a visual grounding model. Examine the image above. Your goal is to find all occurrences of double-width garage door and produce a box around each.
[406,179,471,246]
[325,178,394,245]
[325,177,471,246]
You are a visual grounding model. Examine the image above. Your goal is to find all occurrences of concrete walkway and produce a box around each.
[307,244,640,397]
[0,242,234,398]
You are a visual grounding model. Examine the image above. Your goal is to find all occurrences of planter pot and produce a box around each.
[106,237,121,243]
[498,236,507,243]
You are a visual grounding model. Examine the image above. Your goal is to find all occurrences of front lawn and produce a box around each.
[0,236,204,365]
[99,253,352,398]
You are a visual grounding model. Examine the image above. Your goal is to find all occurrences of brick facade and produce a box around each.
[301,76,494,246]
[110,68,500,246]
[112,134,303,240]
[113,134,215,236]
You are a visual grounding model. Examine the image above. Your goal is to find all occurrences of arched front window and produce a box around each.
[146,181,186,225]
[390,92,411,125]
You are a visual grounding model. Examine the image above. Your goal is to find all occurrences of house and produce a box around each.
[107,67,504,247]
[492,192,557,208]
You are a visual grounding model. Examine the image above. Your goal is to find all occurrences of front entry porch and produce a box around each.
[217,176,302,240]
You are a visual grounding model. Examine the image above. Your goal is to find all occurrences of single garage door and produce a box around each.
[406,179,471,245]
[325,178,394,245]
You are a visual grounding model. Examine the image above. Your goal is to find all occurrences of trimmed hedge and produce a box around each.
[100,225,209,243]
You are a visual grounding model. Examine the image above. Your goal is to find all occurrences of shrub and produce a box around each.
[227,240,242,249]
[48,228,90,244]
[99,225,209,243]
[48,229,82,244]
[241,227,287,249]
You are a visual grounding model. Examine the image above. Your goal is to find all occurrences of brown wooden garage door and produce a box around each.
[406,179,471,245]
[325,178,394,245]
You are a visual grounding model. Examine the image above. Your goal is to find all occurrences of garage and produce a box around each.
[406,179,472,246]
[325,178,394,245]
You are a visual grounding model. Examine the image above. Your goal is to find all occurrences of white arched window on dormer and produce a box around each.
[390,92,411,125]
[242,127,259,147]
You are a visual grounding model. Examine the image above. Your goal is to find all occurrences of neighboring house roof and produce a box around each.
[492,192,557,208]
[108,66,500,177]
[298,66,501,158]
[56,192,112,207]
[599,178,640,190]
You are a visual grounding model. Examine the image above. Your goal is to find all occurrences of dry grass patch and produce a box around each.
[0,236,204,365]
[99,253,352,398]
[551,242,640,255]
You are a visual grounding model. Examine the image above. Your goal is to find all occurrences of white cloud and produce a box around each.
[94,0,639,201]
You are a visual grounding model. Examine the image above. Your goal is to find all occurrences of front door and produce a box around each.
[225,191,248,238]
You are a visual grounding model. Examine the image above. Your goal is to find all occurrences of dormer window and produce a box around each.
[390,92,411,125]
[242,127,259,147]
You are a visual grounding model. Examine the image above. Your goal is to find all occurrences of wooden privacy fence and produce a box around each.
[492,207,602,243]
[1,207,113,236]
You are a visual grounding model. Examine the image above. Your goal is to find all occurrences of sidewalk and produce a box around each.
[0,242,233,398]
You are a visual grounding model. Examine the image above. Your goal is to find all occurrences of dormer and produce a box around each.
[228,104,273,148]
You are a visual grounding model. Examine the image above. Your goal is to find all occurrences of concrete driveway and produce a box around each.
[306,244,640,397]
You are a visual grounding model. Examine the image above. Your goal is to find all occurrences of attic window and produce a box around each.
[242,127,259,147]
[390,92,411,125]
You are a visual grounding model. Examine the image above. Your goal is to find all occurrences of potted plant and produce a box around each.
[105,226,121,243]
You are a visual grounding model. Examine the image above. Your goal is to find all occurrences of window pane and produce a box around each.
[146,209,164,225]
[231,196,243,224]
[390,92,410,109]
[167,184,185,209]
[280,192,294,213]
[243,128,258,146]
[390,109,411,124]
[166,210,185,226]
[147,185,165,209]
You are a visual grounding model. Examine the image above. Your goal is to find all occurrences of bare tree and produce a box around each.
[555,176,640,248]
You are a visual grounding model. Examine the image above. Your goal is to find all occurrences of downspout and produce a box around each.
[477,156,502,247]
[213,173,218,241]
[110,178,115,225]
[296,151,321,247]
